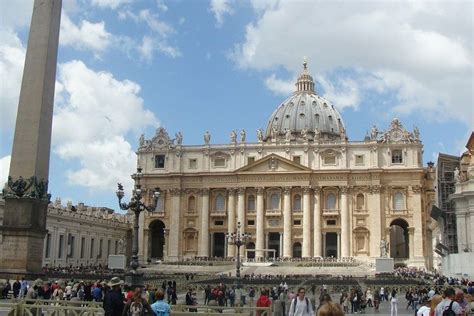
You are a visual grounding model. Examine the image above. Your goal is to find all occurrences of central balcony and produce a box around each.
[210,210,227,217]
[265,209,282,217]
[322,208,340,216]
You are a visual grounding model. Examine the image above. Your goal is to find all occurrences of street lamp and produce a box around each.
[226,222,251,289]
[116,167,160,287]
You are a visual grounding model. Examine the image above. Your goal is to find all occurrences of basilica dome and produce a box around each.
[264,61,346,141]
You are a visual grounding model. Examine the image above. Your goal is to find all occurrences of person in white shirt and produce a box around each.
[435,288,463,316]
[289,287,314,316]
[417,297,430,316]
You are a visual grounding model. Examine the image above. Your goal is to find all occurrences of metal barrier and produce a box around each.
[0,299,104,316]
[171,304,272,316]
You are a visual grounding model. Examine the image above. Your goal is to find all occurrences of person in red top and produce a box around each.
[256,289,272,316]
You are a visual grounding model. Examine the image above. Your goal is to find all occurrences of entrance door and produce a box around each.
[213,233,225,258]
[268,233,280,258]
[325,232,338,258]
[149,220,165,259]
[390,219,409,258]
[246,242,255,259]
[293,242,302,258]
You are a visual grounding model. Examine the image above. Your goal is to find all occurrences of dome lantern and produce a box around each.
[295,58,315,94]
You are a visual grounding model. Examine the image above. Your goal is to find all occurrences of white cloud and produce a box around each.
[232,1,473,124]
[138,36,155,62]
[52,60,158,191]
[0,0,33,30]
[264,74,293,96]
[210,0,234,27]
[90,0,131,10]
[119,9,174,37]
[0,28,26,131]
[60,14,112,56]
[0,155,11,188]
[156,0,168,12]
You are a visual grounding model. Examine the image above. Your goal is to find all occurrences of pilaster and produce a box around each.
[283,186,292,258]
[198,188,210,257]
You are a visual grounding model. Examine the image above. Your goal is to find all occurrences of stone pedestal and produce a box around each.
[124,271,144,289]
[375,257,394,273]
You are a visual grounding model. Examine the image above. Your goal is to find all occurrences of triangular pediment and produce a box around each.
[235,154,312,173]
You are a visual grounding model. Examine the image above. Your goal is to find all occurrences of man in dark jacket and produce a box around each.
[12,279,21,298]
[103,277,124,316]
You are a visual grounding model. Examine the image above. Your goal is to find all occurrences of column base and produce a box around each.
[124,271,144,289]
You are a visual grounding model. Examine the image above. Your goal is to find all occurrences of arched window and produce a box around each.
[247,195,255,211]
[393,192,404,210]
[188,196,196,212]
[155,196,163,212]
[215,194,225,211]
[356,193,364,210]
[326,193,336,210]
[293,194,302,211]
[270,193,280,210]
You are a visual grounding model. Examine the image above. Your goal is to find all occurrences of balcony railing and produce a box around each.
[322,208,340,216]
[265,209,282,216]
[210,210,227,217]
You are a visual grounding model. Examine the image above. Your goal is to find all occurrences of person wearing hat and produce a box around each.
[103,277,125,316]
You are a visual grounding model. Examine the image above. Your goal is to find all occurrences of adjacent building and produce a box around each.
[136,62,436,268]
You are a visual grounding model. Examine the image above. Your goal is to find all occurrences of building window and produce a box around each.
[214,220,224,226]
[270,193,280,210]
[81,237,85,259]
[69,235,75,258]
[293,156,301,164]
[355,155,364,165]
[323,156,336,165]
[391,149,403,164]
[115,240,119,255]
[247,157,255,164]
[155,196,163,212]
[215,194,225,210]
[356,193,365,210]
[293,194,302,211]
[58,235,64,259]
[154,155,165,168]
[393,192,404,210]
[189,159,197,169]
[45,233,51,258]
[90,238,95,259]
[248,220,255,226]
[247,195,255,211]
[327,220,336,226]
[188,196,196,212]
[294,220,301,226]
[107,240,111,257]
[326,193,336,210]
[214,157,226,167]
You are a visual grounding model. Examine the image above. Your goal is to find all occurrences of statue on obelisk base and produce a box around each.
[0,0,62,277]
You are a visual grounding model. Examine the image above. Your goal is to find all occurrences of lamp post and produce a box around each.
[226,222,251,289]
[116,167,160,288]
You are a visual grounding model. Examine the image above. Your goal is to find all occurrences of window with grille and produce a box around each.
[154,155,165,168]
[214,157,226,167]
[247,195,255,211]
[270,193,280,210]
[215,194,225,210]
[293,194,302,211]
[392,150,403,164]
[326,193,336,209]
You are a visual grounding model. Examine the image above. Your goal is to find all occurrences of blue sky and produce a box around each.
[0,0,472,210]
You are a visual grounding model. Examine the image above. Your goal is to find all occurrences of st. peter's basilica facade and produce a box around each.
[136,62,436,268]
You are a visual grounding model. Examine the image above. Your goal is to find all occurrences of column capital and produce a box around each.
[303,186,312,194]
[200,188,210,195]
[340,185,350,194]
[282,186,292,195]
[227,187,238,194]
[313,186,321,194]
[411,185,422,194]
[369,185,382,194]
[256,187,265,195]
[237,187,246,195]
[169,188,182,196]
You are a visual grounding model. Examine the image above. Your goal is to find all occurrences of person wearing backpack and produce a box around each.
[123,288,152,316]
[289,287,314,316]
[151,289,171,316]
[435,288,463,316]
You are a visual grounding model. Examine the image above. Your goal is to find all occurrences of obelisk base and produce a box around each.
[0,198,48,277]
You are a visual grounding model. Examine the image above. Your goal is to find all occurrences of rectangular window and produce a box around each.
[45,233,51,258]
[99,239,103,258]
[293,220,301,226]
[214,157,226,167]
[323,156,336,165]
[80,237,85,259]
[327,220,336,226]
[107,240,111,257]
[391,149,403,164]
[115,240,119,255]
[90,238,95,259]
[292,156,301,164]
[355,155,364,165]
[247,220,255,226]
[69,235,75,258]
[154,154,165,168]
[214,220,224,226]
[189,158,197,169]
[58,235,64,258]
[247,157,255,164]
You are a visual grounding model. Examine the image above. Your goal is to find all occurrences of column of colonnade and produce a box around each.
[283,187,292,258]
[340,186,350,258]
[255,187,265,261]
[198,188,210,257]
[237,188,246,257]
[226,188,236,258]
[313,187,322,257]
[302,187,311,257]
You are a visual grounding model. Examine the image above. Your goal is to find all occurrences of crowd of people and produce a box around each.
[42,264,120,275]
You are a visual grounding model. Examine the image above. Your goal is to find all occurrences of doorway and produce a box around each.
[325,232,338,258]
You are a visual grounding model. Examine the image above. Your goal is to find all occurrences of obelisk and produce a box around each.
[0,0,62,276]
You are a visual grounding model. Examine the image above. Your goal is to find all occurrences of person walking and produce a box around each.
[122,288,152,316]
[434,288,463,316]
[256,290,272,316]
[151,289,171,316]
[12,279,21,298]
[391,289,398,316]
[103,277,125,316]
[289,287,314,316]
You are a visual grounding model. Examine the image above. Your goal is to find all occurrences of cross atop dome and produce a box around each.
[295,57,315,94]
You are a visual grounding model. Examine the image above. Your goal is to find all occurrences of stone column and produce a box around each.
[0,0,62,275]
[227,188,236,258]
[369,185,382,258]
[198,189,210,258]
[283,187,292,258]
[340,186,350,257]
[279,233,283,258]
[313,187,322,257]
[167,189,181,261]
[411,186,424,262]
[337,232,341,258]
[237,188,246,257]
[256,187,265,261]
[302,187,312,257]
[409,228,415,260]
[322,233,326,257]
